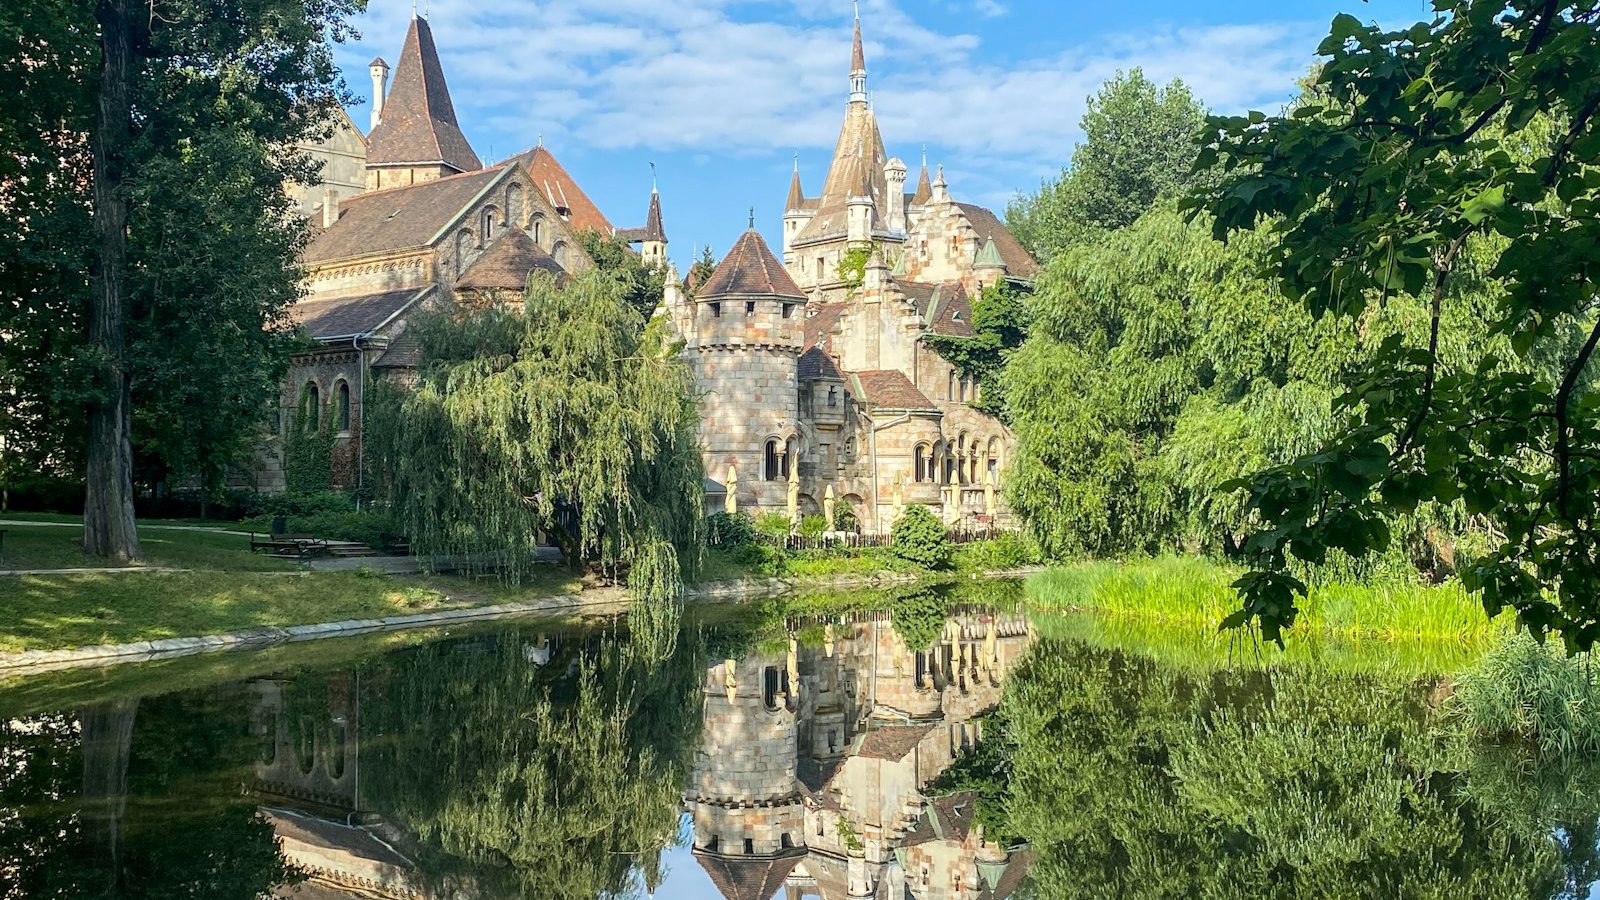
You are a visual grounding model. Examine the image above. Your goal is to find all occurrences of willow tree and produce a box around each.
[387,270,704,646]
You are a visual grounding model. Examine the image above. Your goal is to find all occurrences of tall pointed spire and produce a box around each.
[786,163,805,211]
[912,150,933,206]
[365,16,481,178]
[641,187,665,243]
[849,9,868,105]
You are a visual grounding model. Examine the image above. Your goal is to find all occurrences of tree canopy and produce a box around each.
[1007,69,1208,261]
[1191,0,1600,646]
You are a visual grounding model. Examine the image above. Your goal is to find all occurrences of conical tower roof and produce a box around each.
[641,189,666,242]
[366,17,481,174]
[851,17,866,74]
[912,161,933,206]
[698,227,806,300]
[786,166,806,211]
[975,236,1005,269]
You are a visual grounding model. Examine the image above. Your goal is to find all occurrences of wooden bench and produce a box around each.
[249,532,329,560]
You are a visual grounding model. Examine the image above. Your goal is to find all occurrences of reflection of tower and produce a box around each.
[251,675,360,813]
[688,653,807,899]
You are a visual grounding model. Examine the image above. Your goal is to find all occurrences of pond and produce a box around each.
[0,579,1596,899]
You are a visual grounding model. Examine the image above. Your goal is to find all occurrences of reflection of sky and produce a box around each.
[645,813,795,900]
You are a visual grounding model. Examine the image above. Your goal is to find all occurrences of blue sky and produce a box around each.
[330,0,1424,272]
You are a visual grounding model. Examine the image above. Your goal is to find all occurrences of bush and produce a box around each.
[891,505,952,570]
[798,514,829,538]
[731,542,785,577]
[242,508,403,549]
[832,500,860,533]
[246,490,357,519]
[754,512,793,538]
[1447,632,1600,758]
[954,531,1045,573]
[706,512,758,548]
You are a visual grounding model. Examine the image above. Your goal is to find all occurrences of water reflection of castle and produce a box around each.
[248,613,1031,900]
[688,609,1034,900]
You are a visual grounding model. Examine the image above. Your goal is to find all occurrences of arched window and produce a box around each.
[956,435,969,484]
[529,212,544,246]
[551,240,570,270]
[335,381,351,433]
[915,442,933,483]
[765,439,782,481]
[301,381,320,429]
[948,369,957,401]
[480,206,497,244]
[455,228,473,277]
[505,183,524,227]
[987,437,1002,481]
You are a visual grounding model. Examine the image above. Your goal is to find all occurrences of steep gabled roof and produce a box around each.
[457,228,564,291]
[518,146,614,234]
[303,165,507,264]
[792,104,889,246]
[900,279,976,338]
[799,346,845,381]
[803,302,846,350]
[956,203,1039,280]
[365,17,480,174]
[856,723,939,760]
[698,229,806,299]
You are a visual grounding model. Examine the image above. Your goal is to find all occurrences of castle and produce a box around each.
[268,12,1035,533]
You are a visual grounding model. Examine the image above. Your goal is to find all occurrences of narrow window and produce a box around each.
[302,382,320,428]
[765,439,781,481]
[782,303,794,319]
[948,370,956,401]
[710,302,722,318]
[827,386,838,408]
[744,838,755,856]
[746,301,757,316]
[336,381,351,432]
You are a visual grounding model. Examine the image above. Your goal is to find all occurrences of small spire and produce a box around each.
[850,10,868,103]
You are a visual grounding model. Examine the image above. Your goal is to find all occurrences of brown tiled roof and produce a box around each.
[792,103,889,246]
[365,17,480,174]
[456,228,563,291]
[372,330,422,369]
[855,723,938,760]
[900,279,976,338]
[291,288,425,340]
[803,302,846,350]
[618,189,666,243]
[957,203,1039,280]
[911,163,933,206]
[518,146,614,234]
[694,851,804,900]
[698,229,806,299]
[799,346,844,381]
[303,166,506,264]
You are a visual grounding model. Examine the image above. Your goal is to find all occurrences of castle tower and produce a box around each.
[367,57,389,131]
[363,16,481,191]
[638,186,667,266]
[783,160,811,263]
[974,237,1005,290]
[688,654,806,899]
[884,157,908,232]
[690,222,807,513]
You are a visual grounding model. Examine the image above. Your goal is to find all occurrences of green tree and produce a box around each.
[685,244,717,298]
[891,504,952,570]
[0,0,360,555]
[381,271,704,651]
[1192,1,1600,646]
[924,281,1031,420]
[575,229,668,319]
[1007,69,1207,261]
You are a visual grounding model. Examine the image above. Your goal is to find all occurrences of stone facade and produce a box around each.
[672,15,1036,532]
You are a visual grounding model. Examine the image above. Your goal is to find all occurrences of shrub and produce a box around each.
[1447,632,1600,758]
[891,505,952,570]
[246,490,357,518]
[832,500,860,533]
[798,514,828,539]
[706,512,757,548]
[955,531,1045,572]
[243,508,403,549]
[754,512,793,538]
[731,541,785,577]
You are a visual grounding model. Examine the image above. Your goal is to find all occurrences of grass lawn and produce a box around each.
[0,571,482,653]
[0,520,280,572]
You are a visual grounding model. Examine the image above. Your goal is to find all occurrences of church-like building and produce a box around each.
[664,16,1036,531]
[257,14,664,493]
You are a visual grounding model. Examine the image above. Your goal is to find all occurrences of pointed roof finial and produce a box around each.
[650,160,657,193]
[749,206,756,229]
[794,149,799,172]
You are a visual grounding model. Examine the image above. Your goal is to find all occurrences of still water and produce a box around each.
[1,580,1597,899]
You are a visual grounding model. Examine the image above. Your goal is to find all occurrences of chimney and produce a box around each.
[368,57,390,131]
[322,188,339,229]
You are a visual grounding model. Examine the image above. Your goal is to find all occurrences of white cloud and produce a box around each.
[339,0,1324,208]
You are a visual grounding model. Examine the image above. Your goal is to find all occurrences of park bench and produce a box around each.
[249,532,329,560]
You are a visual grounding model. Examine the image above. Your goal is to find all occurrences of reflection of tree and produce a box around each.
[1002,640,1594,899]
[0,689,294,899]
[357,628,704,899]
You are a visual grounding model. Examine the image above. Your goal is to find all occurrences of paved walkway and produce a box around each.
[0,566,192,576]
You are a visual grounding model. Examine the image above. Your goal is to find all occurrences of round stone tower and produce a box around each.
[691,221,808,512]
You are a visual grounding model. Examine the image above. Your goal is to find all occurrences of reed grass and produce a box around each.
[1446,631,1600,757]
[1025,555,1508,657]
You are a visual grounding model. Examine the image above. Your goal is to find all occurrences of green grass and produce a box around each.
[0,570,487,652]
[1026,555,1509,646]
[0,521,284,572]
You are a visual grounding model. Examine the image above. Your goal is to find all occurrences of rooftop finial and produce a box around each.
[794,149,799,172]
[748,206,756,229]
[650,160,657,192]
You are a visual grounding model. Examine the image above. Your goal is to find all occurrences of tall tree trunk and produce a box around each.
[80,699,139,886]
[85,0,140,563]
